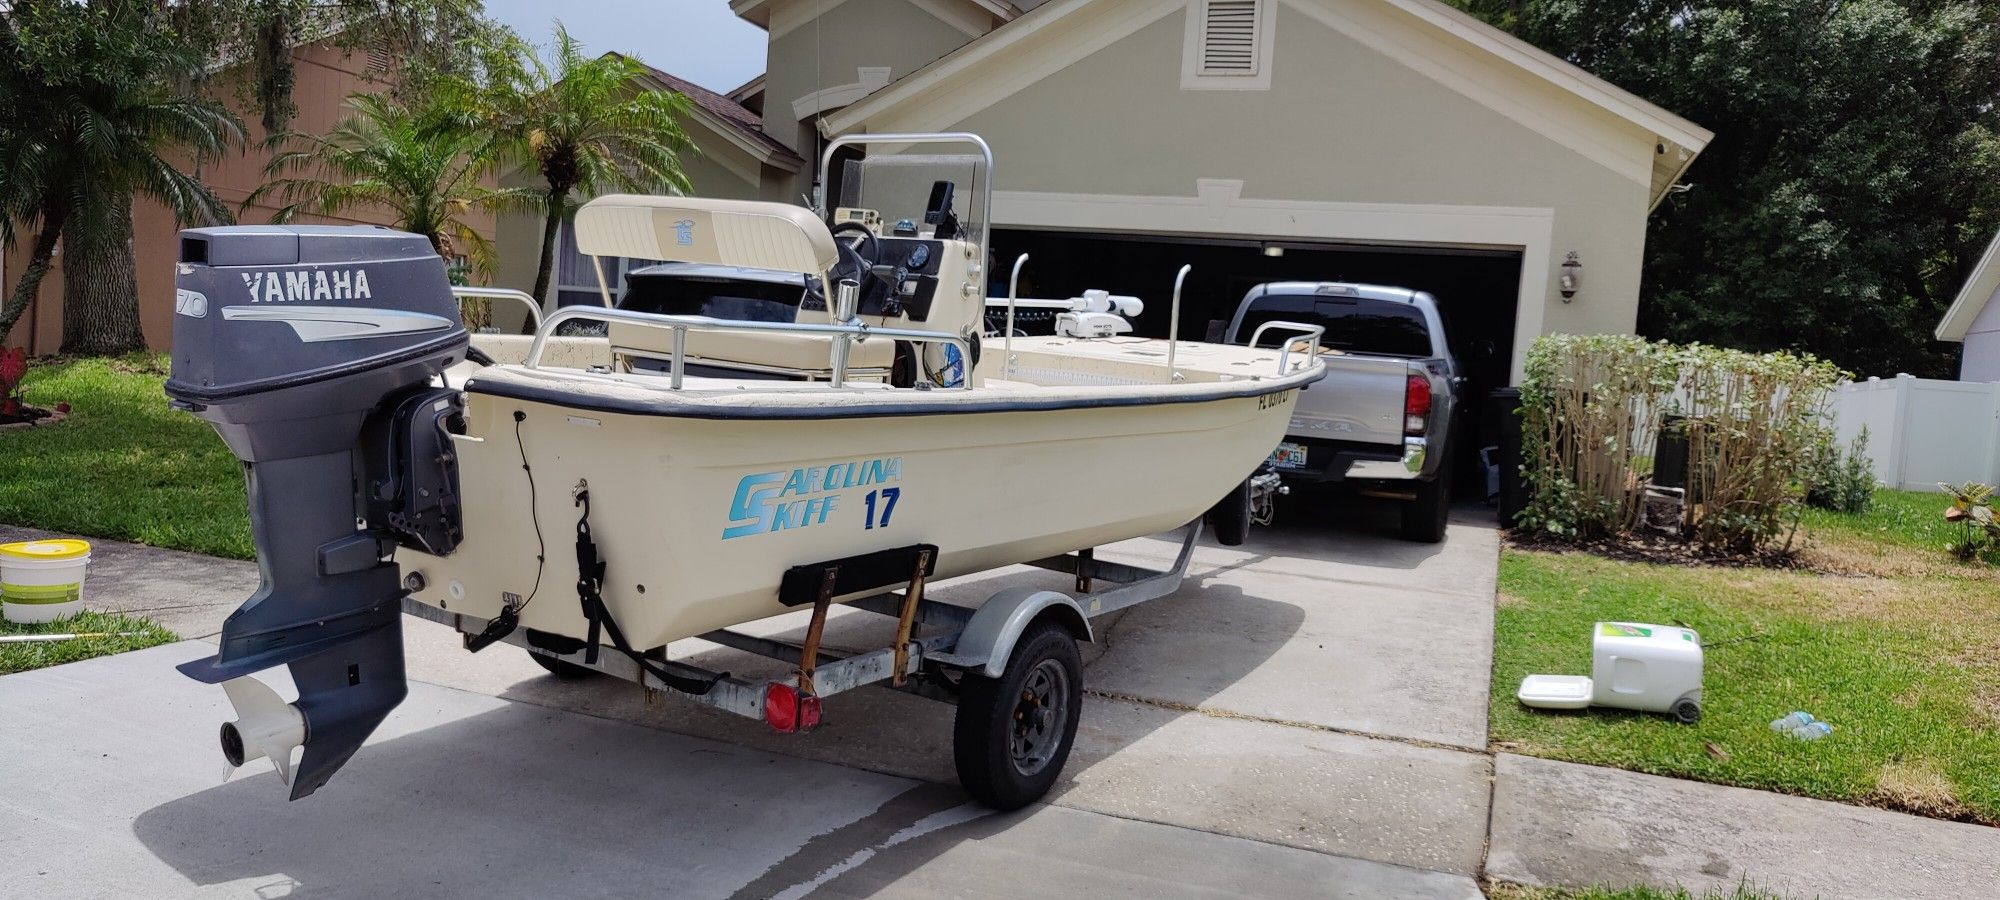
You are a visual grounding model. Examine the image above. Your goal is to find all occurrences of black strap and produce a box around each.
[573,488,722,695]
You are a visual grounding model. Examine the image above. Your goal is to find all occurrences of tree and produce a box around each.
[455,27,694,304]
[250,92,534,327]
[166,0,506,135]
[251,93,532,274]
[0,0,240,355]
[1450,0,2000,379]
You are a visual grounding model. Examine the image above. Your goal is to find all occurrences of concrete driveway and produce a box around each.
[0,499,1500,898]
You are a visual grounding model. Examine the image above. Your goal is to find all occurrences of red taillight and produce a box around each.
[1404,374,1431,435]
[764,682,798,733]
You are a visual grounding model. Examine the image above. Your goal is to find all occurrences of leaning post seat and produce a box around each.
[573,195,891,376]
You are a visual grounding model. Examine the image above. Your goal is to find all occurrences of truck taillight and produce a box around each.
[1404,374,1431,435]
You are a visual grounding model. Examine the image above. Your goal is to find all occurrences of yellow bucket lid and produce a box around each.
[0,539,91,561]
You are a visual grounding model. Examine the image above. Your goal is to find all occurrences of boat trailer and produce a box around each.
[404,521,1200,808]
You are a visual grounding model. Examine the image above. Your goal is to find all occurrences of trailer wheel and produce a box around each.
[1206,477,1252,547]
[527,650,597,680]
[953,620,1083,810]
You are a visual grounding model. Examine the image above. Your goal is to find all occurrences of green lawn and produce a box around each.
[1,355,251,559]
[1,609,176,675]
[1495,489,2000,824]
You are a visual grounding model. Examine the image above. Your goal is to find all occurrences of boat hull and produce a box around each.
[401,382,1301,649]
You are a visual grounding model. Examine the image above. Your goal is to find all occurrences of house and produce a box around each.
[498,0,1710,395]
[1934,229,2000,382]
[1,39,489,356]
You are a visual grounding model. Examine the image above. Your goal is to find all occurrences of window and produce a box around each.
[1182,0,1273,90]
[1237,294,1435,359]
[552,220,659,308]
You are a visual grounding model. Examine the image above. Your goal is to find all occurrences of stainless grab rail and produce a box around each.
[452,287,543,329]
[1165,264,1192,384]
[1247,320,1329,375]
[525,306,975,391]
[1003,253,1028,379]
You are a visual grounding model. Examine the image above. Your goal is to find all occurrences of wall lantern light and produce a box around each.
[1559,251,1582,301]
[1262,243,1285,258]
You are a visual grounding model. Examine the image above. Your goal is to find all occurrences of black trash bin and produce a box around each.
[1490,387,1527,529]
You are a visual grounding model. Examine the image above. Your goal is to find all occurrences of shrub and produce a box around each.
[1517,334,1678,539]
[0,348,26,417]
[1517,335,1844,552]
[1678,345,1845,552]
[1940,481,2000,562]
[1804,427,1875,514]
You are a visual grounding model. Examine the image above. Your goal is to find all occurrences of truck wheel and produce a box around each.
[953,620,1083,811]
[1206,477,1252,547]
[528,650,597,680]
[1400,465,1452,543]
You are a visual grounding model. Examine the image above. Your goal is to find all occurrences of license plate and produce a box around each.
[1269,442,1307,470]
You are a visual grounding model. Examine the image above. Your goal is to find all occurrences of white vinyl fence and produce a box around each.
[1831,375,2000,492]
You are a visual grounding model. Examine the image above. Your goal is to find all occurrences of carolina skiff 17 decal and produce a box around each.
[723,456,903,540]
[242,268,373,303]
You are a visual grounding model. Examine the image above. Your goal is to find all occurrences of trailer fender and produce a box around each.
[957,587,1092,679]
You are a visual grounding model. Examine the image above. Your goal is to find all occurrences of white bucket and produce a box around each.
[1,539,92,624]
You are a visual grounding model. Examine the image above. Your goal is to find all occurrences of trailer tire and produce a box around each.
[1206,477,1252,547]
[527,650,597,680]
[953,619,1083,811]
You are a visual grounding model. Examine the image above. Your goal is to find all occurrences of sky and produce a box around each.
[482,0,768,94]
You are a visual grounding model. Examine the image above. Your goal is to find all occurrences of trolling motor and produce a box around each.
[165,225,469,799]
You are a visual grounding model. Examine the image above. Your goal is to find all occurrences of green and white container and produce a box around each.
[1,539,92,623]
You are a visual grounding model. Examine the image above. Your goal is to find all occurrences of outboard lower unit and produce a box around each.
[165,225,469,799]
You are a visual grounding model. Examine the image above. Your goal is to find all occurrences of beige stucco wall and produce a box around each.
[762,0,979,199]
[941,4,1654,370]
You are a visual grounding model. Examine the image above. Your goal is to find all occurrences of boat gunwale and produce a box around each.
[463,362,1326,421]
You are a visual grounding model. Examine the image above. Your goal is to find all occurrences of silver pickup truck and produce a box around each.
[1224,282,1460,542]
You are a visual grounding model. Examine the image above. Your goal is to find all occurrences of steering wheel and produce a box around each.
[831,221,882,271]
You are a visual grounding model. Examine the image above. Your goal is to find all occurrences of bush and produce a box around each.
[1517,334,1679,539]
[1940,481,2000,562]
[1804,428,1875,514]
[1517,335,1845,552]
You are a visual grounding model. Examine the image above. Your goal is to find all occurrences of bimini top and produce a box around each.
[573,195,839,279]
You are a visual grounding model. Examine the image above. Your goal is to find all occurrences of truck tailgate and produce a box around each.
[1288,353,1410,447]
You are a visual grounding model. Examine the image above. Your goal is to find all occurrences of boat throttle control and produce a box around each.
[165,225,469,799]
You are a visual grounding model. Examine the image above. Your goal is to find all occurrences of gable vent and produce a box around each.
[1198,0,1263,76]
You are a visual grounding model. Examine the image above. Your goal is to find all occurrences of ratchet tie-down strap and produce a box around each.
[573,486,722,695]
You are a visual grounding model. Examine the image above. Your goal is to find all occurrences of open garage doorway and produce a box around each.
[989,228,1523,498]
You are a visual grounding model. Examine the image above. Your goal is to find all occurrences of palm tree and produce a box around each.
[458,26,694,303]
[249,94,537,326]
[0,0,238,353]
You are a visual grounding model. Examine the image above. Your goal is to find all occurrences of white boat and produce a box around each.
[165,133,1324,806]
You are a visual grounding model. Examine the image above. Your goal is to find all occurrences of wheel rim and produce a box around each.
[1009,658,1071,777]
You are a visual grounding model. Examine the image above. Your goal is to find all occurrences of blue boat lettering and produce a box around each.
[722,456,903,539]
[673,218,696,246]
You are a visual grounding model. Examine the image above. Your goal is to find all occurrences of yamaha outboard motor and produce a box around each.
[165,225,468,799]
